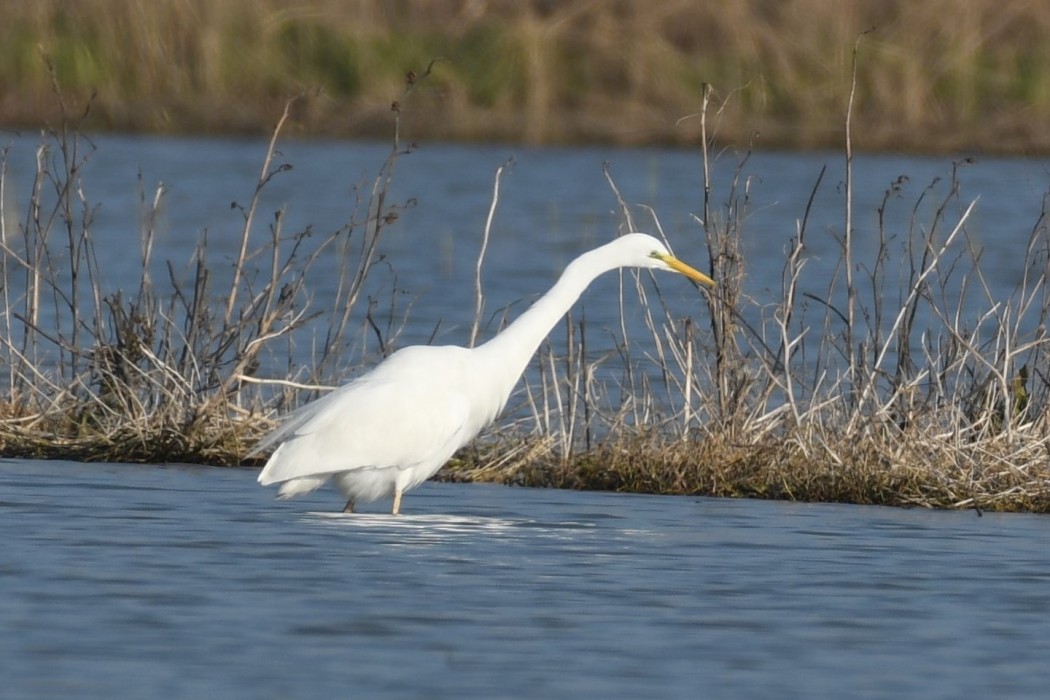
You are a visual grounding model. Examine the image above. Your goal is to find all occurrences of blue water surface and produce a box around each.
[2,459,1048,700]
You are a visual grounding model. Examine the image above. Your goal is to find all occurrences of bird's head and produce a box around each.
[622,232,716,287]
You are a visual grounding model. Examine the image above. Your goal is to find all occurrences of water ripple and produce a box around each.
[2,461,1050,700]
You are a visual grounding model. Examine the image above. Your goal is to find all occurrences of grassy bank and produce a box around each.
[3,0,1050,153]
[439,99,1050,512]
[3,70,1050,512]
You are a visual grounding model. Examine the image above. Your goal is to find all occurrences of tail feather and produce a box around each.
[276,475,330,499]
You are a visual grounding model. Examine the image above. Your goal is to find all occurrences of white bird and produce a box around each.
[254,232,715,514]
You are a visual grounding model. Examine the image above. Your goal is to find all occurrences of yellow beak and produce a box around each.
[661,255,716,288]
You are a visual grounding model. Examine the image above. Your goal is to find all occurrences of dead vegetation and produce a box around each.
[4,1,1050,152]
[0,89,415,465]
[440,61,1050,513]
[3,61,1050,512]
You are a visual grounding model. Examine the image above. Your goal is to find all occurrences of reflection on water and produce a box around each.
[307,511,599,539]
[3,459,1050,700]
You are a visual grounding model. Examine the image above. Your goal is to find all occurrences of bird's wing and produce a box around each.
[256,360,475,485]
[248,378,362,458]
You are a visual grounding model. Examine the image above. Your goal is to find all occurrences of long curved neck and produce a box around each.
[472,246,618,402]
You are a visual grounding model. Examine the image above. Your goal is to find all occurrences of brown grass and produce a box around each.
[444,419,1050,513]
[3,53,1050,512]
[439,52,1050,512]
[0,87,417,465]
[3,1,1050,152]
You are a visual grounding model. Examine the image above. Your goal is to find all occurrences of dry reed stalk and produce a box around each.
[3,37,1050,512]
[442,52,1050,513]
[0,78,421,464]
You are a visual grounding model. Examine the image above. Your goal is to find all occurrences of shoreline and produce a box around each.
[4,102,1046,159]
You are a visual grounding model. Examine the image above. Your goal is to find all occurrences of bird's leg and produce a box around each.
[392,488,403,515]
[342,498,355,514]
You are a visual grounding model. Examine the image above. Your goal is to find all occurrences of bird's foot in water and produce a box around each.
[342,499,355,514]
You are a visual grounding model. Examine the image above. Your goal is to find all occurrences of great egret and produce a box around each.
[254,232,714,513]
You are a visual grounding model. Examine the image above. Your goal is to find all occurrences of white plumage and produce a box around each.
[254,233,714,513]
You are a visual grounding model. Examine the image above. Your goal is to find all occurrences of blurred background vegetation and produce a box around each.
[2,0,1049,153]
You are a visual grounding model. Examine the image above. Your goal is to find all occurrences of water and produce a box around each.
[3,137,1050,697]
[3,459,1049,699]
[3,133,1050,356]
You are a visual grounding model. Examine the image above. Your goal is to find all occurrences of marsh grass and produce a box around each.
[442,62,1050,513]
[4,1,1050,152]
[0,84,419,464]
[4,54,1050,512]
